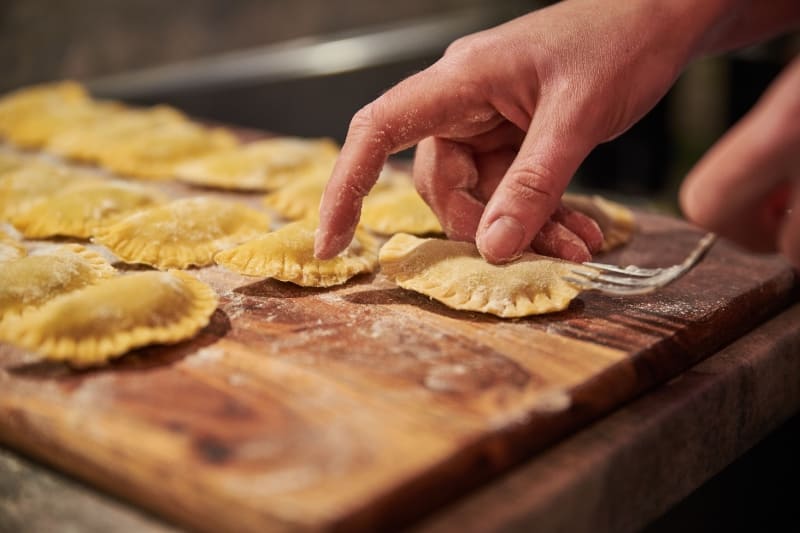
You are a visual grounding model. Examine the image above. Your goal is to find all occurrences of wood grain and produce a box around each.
[0,182,796,531]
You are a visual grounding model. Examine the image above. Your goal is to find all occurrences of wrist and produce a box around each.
[634,0,746,63]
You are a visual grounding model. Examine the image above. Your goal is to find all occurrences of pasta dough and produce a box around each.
[263,165,400,221]
[94,197,271,269]
[0,270,218,367]
[0,151,25,175]
[9,180,167,239]
[175,137,339,191]
[0,81,89,142]
[96,121,238,180]
[262,174,328,220]
[215,218,378,287]
[46,105,188,163]
[361,185,442,235]
[0,229,25,262]
[379,234,598,317]
[0,162,96,220]
[0,244,115,321]
[4,100,122,149]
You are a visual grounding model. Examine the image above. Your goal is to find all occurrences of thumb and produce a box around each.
[476,117,592,263]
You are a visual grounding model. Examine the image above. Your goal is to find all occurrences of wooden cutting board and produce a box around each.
[0,194,796,531]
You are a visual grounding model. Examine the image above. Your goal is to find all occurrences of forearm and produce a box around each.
[698,0,800,56]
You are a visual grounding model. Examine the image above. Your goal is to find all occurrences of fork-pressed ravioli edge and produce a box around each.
[94,197,271,269]
[215,218,378,287]
[0,244,116,321]
[379,233,596,318]
[0,270,219,366]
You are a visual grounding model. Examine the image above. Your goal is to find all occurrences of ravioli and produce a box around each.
[46,105,188,163]
[175,137,339,191]
[215,218,378,287]
[0,270,218,367]
[0,163,97,220]
[0,244,115,321]
[9,180,167,239]
[361,185,442,235]
[0,229,25,262]
[0,81,89,141]
[562,193,636,251]
[379,234,597,317]
[263,165,399,221]
[96,121,238,180]
[4,100,122,149]
[0,151,25,175]
[262,174,328,220]
[94,197,271,269]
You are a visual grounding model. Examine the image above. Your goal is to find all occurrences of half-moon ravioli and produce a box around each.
[215,218,378,287]
[94,197,271,269]
[263,165,399,221]
[46,105,187,163]
[262,174,328,220]
[379,234,597,317]
[0,229,25,262]
[0,81,89,141]
[361,185,442,235]
[0,151,25,175]
[0,162,97,220]
[0,244,115,321]
[96,121,238,180]
[176,137,339,191]
[9,179,167,239]
[0,270,218,367]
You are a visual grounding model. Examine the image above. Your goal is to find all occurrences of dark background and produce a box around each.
[1,1,798,530]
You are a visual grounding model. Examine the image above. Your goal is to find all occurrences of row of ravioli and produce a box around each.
[0,143,440,283]
[0,81,637,370]
[0,82,446,368]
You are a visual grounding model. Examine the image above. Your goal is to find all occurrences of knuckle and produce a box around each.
[349,104,377,135]
[444,35,476,58]
[504,163,558,205]
[348,101,395,150]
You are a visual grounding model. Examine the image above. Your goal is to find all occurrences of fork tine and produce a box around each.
[564,232,717,295]
[581,262,664,277]
[562,275,666,295]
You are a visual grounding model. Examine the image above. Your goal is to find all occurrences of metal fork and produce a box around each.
[563,233,717,295]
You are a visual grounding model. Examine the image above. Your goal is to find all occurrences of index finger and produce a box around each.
[314,64,491,259]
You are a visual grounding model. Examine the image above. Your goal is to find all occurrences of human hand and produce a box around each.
[680,55,800,270]
[315,0,733,263]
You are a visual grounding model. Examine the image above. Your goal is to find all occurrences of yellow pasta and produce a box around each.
[0,229,25,262]
[9,180,167,239]
[0,270,218,367]
[215,218,378,287]
[0,81,89,142]
[0,162,97,220]
[175,137,339,191]
[94,197,271,269]
[0,244,115,321]
[96,121,238,180]
[379,234,597,317]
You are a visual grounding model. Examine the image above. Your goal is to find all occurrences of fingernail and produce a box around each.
[479,216,526,263]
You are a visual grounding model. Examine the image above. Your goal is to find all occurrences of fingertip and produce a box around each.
[313,225,355,260]
[532,221,592,263]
